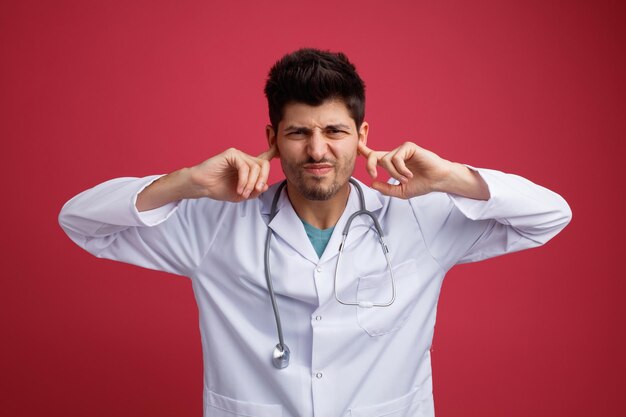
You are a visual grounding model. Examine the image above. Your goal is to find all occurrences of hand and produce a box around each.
[188,145,278,202]
[358,141,453,199]
[136,145,278,211]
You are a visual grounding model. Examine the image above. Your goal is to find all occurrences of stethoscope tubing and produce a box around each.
[265,179,394,369]
[265,181,290,368]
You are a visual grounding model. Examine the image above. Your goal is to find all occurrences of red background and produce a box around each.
[2,1,624,416]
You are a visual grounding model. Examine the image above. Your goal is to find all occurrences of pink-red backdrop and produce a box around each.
[2,1,624,416]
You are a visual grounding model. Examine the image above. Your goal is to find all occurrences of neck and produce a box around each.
[286,183,350,230]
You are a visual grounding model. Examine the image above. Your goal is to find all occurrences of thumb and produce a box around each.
[371,181,404,199]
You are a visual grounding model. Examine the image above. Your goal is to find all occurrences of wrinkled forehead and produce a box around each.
[279,100,357,131]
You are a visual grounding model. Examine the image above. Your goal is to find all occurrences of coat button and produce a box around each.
[316,266,322,273]
[315,315,322,321]
[315,372,323,379]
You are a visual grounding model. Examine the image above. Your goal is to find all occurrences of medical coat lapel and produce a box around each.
[261,183,319,264]
[260,179,384,265]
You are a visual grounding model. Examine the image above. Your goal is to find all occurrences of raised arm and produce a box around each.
[358,141,572,268]
[59,146,277,276]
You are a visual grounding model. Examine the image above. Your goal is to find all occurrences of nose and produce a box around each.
[307,130,328,161]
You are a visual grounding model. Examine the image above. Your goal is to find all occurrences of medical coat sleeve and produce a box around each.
[409,167,572,270]
[58,175,228,277]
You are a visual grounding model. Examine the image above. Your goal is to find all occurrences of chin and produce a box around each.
[298,178,349,201]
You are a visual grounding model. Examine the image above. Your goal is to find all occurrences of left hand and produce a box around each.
[358,141,453,199]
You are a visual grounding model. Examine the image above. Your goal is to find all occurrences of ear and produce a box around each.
[266,124,280,155]
[358,121,369,147]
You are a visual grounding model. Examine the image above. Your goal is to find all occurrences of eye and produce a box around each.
[325,128,348,137]
[286,129,307,137]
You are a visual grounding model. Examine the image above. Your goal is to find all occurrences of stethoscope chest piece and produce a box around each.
[272,343,290,369]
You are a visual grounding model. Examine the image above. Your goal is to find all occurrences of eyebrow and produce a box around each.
[325,124,352,131]
[283,124,352,132]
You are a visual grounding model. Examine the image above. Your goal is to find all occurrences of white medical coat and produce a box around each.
[59,168,571,417]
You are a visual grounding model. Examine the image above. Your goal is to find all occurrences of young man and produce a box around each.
[59,48,571,417]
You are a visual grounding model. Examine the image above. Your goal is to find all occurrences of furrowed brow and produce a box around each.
[283,125,312,133]
[325,124,352,131]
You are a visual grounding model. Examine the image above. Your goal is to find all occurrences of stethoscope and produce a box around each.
[265,179,396,369]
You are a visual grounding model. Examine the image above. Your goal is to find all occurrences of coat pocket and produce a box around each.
[205,389,283,417]
[356,259,420,336]
[349,387,431,417]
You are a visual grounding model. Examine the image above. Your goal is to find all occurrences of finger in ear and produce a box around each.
[357,141,370,156]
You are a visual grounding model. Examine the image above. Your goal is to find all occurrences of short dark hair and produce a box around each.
[264,48,366,129]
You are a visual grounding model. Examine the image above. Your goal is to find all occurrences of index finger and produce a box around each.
[357,141,373,157]
[258,143,278,161]
[358,142,382,179]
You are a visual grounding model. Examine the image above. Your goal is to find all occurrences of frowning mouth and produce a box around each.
[302,163,334,176]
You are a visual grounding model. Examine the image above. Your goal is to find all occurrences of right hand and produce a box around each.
[188,145,278,202]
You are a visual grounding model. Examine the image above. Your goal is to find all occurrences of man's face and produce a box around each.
[267,100,368,201]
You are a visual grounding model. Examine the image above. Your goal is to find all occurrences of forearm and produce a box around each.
[136,167,203,212]
[433,162,490,201]
[450,167,572,245]
[415,167,572,268]
[58,175,216,276]
[59,176,175,242]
